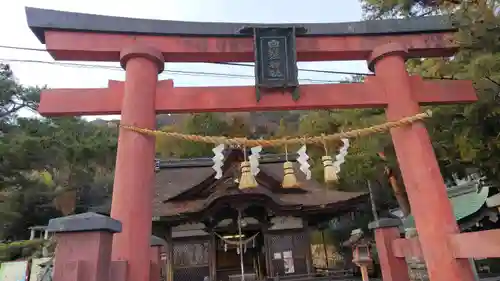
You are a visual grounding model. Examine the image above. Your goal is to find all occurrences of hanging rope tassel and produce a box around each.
[322,155,338,183]
[239,161,257,189]
[282,143,299,188]
[322,135,338,183]
[282,161,299,188]
[239,146,258,189]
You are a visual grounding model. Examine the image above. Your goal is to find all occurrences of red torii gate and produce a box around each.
[25,7,500,281]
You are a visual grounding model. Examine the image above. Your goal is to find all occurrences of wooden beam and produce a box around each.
[392,237,424,259]
[44,31,457,62]
[38,78,477,116]
[408,77,478,105]
[392,229,500,260]
[450,229,500,259]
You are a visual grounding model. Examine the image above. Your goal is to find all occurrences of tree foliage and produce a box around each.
[361,0,500,185]
[0,64,40,123]
[0,64,117,241]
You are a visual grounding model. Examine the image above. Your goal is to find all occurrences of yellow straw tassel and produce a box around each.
[322,156,338,184]
[282,161,299,188]
[239,161,258,189]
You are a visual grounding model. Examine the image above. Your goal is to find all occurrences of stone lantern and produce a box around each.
[344,228,372,281]
[353,243,372,266]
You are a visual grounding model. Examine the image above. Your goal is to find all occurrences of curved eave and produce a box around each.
[157,190,369,223]
[25,7,455,44]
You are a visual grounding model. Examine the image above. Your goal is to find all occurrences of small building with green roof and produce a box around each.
[401,179,495,231]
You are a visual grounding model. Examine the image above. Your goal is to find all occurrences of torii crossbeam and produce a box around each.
[26,7,486,281]
[39,78,475,115]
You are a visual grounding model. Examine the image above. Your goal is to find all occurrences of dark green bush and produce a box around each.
[0,239,46,261]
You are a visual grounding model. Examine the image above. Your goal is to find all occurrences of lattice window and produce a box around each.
[173,241,209,267]
[174,267,210,281]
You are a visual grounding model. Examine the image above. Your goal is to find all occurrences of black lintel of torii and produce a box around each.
[25,6,455,44]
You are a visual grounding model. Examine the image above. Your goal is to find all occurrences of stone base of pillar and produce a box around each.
[405,228,429,281]
[46,212,122,281]
[368,218,410,281]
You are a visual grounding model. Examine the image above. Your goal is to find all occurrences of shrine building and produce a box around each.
[95,149,369,281]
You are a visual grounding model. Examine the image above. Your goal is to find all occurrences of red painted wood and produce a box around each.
[392,237,424,259]
[450,229,500,259]
[373,227,410,281]
[370,43,475,281]
[109,261,128,281]
[110,46,163,281]
[37,78,476,116]
[392,230,500,260]
[43,30,457,62]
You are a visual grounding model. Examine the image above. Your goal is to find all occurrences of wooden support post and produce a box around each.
[208,230,217,281]
[303,223,313,274]
[164,227,174,281]
[368,43,477,281]
[368,218,409,281]
[360,266,369,281]
[150,236,166,281]
[110,45,164,281]
[262,228,273,278]
[320,230,329,268]
[46,212,122,281]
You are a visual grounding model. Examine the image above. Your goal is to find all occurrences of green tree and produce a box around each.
[361,0,500,184]
[155,113,230,158]
[0,64,40,122]
[0,64,118,241]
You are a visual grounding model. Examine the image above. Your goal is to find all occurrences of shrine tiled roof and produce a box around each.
[92,150,368,219]
[153,162,367,218]
[151,150,367,219]
[402,181,492,230]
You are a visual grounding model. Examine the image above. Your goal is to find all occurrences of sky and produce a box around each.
[0,0,370,119]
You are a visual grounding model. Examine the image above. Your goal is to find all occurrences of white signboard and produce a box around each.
[0,260,28,281]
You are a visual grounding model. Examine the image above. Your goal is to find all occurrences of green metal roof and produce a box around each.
[403,184,490,229]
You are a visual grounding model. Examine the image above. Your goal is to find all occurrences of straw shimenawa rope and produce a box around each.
[117,110,432,147]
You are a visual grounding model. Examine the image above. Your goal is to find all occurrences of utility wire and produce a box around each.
[0,44,458,81]
[0,58,341,83]
[214,62,374,77]
[0,44,374,77]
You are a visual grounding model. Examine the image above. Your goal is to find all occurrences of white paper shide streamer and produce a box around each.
[249,146,262,176]
[333,138,350,175]
[212,144,225,179]
[296,145,312,180]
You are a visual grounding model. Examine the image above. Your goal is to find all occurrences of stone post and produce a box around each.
[368,218,409,281]
[404,228,428,281]
[46,212,122,281]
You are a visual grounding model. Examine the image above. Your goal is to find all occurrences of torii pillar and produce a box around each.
[110,45,164,281]
[368,43,476,281]
[26,7,481,281]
